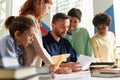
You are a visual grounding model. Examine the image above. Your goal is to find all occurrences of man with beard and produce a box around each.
[42,13,82,74]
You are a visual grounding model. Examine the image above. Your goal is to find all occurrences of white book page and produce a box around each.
[0,57,20,68]
[77,54,98,70]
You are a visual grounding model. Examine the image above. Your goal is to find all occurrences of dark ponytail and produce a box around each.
[4,16,15,29]
[4,16,35,38]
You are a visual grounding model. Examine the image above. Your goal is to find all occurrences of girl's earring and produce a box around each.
[40,0,44,5]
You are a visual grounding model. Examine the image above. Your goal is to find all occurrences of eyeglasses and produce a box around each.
[27,33,34,40]
[96,24,108,30]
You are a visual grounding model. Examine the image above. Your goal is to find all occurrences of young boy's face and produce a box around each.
[70,17,80,29]
[96,24,110,36]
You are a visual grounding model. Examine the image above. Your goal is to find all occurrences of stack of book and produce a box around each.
[0,57,54,80]
[89,62,120,78]
[0,54,70,80]
[0,66,54,80]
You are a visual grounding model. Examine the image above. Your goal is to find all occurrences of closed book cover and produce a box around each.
[26,73,54,80]
[0,66,50,79]
[100,68,120,74]
[91,73,120,78]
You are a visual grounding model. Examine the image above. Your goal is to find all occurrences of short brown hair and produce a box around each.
[52,13,69,24]
[68,8,82,21]
[92,13,111,27]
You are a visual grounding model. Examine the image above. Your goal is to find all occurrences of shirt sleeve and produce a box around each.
[75,28,94,56]
[84,29,94,57]
[91,37,99,59]
[0,37,17,58]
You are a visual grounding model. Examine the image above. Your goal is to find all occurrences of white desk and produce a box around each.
[27,71,120,80]
[54,71,120,80]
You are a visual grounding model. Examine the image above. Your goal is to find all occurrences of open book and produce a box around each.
[52,54,70,70]
[77,54,98,70]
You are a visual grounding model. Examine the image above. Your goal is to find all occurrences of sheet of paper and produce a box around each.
[77,54,98,70]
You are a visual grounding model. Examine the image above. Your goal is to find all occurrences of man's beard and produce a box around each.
[55,30,64,38]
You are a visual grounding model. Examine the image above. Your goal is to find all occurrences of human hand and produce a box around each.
[55,67,72,74]
[60,62,82,72]
[67,26,74,34]
[72,63,82,72]
[49,64,55,73]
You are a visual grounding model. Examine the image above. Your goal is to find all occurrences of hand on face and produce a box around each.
[67,26,74,33]
[70,17,80,29]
